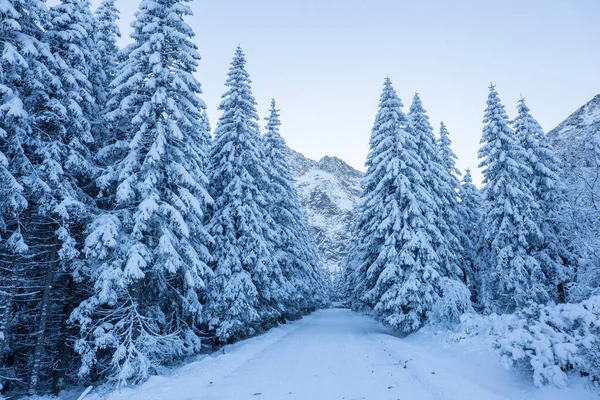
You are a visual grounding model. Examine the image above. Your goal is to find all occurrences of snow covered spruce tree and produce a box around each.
[408,95,472,324]
[0,0,30,248]
[477,85,548,314]
[0,1,39,393]
[0,0,100,394]
[436,122,469,280]
[72,0,213,386]
[262,99,330,315]
[437,122,461,178]
[345,78,444,331]
[45,0,103,197]
[94,0,120,93]
[513,97,575,302]
[92,0,121,149]
[457,169,483,299]
[343,82,409,308]
[408,95,461,281]
[22,0,116,393]
[47,0,105,145]
[206,47,288,342]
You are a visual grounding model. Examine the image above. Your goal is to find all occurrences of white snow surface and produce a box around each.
[79,309,595,400]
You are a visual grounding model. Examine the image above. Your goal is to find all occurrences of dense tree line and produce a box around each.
[0,0,328,396]
[343,79,588,332]
[1,0,598,397]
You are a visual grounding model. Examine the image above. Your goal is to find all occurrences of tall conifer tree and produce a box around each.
[262,99,329,314]
[458,169,483,298]
[408,95,463,282]
[513,97,574,302]
[93,0,121,150]
[73,0,213,385]
[346,78,442,331]
[438,122,461,176]
[435,121,469,281]
[0,0,96,393]
[48,0,104,155]
[408,95,472,324]
[477,85,547,313]
[206,47,282,342]
[94,0,120,91]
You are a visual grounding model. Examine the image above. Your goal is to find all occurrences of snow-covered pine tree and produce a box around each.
[0,1,36,393]
[205,47,285,342]
[262,99,329,315]
[94,0,120,92]
[435,121,470,281]
[408,95,462,281]
[457,169,483,300]
[477,85,547,314]
[343,79,401,309]
[346,78,442,331]
[437,121,461,177]
[344,82,415,308]
[72,0,213,386]
[18,0,110,393]
[45,0,104,194]
[0,0,29,246]
[92,0,121,149]
[408,95,472,325]
[0,0,98,394]
[48,0,105,153]
[513,97,575,302]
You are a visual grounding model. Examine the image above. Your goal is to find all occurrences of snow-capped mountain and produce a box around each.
[547,94,600,209]
[547,94,600,170]
[287,149,363,272]
[547,94,600,296]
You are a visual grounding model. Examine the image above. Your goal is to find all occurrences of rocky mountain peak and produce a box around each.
[548,94,600,137]
[547,94,600,169]
[318,156,364,179]
[288,149,363,272]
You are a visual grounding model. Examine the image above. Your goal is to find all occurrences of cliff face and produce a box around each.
[547,94,600,298]
[288,149,363,272]
[547,94,600,171]
[546,94,600,210]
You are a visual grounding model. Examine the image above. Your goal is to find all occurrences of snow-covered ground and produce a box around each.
[80,309,596,400]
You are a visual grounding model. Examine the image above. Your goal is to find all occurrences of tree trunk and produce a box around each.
[28,265,55,395]
[52,276,76,395]
[0,281,14,393]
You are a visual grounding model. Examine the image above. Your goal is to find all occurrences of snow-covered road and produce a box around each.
[89,309,594,400]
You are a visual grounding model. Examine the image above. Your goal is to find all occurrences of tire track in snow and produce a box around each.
[366,330,510,400]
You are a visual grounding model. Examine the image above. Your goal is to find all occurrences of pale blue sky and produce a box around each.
[91,0,600,184]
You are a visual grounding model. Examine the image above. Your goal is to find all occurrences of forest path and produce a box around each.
[86,309,593,400]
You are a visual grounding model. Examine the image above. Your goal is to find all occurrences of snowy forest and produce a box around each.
[1,0,599,399]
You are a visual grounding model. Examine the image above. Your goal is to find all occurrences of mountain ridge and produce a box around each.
[547,94,600,169]
[287,149,363,273]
